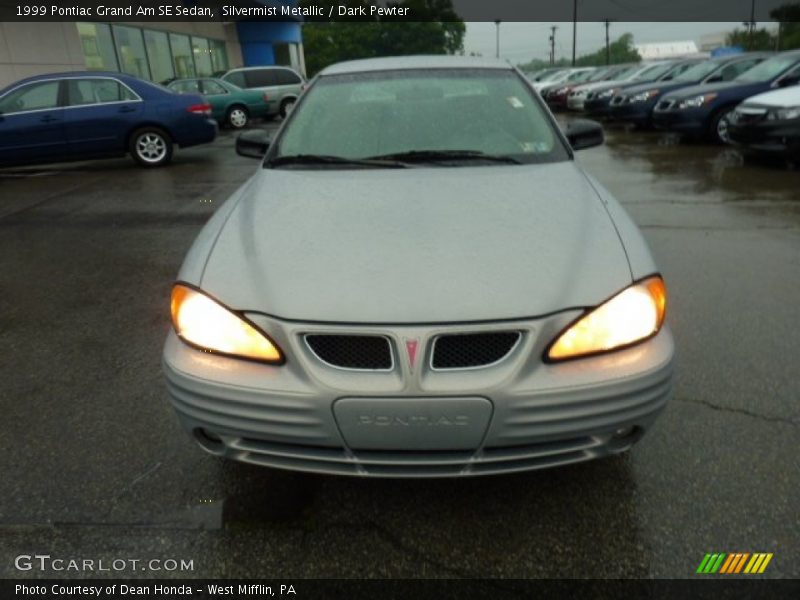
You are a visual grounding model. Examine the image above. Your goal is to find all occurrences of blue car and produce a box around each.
[0,72,218,168]
[652,50,800,143]
[609,53,770,128]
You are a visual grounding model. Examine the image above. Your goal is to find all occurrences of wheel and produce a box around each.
[226,105,249,129]
[279,97,296,119]
[708,107,734,144]
[129,127,173,167]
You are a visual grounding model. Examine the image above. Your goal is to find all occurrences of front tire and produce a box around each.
[226,105,249,129]
[129,127,173,167]
[708,107,734,144]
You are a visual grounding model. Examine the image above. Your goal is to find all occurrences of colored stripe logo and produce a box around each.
[696,553,773,574]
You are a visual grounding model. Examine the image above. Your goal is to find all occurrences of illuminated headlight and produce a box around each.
[170,284,284,363]
[678,93,717,109]
[597,88,617,99]
[571,89,587,98]
[546,277,667,362]
[767,106,800,121]
[629,89,660,103]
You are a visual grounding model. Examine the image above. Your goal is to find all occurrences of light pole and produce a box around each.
[495,20,501,58]
[572,0,577,66]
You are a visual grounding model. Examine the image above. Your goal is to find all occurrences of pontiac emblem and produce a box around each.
[405,339,419,370]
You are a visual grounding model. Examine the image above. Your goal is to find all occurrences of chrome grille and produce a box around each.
[305,334,393,371]
[431,332,521,370]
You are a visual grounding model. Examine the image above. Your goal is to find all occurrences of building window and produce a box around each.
[77,23,118,71]
[210,40,229,74]
[143,30,175,84]
[191,37,213,77]
[169,33,196,79]
[112,25,150,80]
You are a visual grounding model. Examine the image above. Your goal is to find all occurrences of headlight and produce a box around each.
[767,106,800,121]
[170,284,284,363]
[546,277,667,362]
[629,89,660,103]
[678,93,717,109]
[598,88,617,99]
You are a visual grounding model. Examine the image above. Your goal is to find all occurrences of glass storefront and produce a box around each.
[112,25,151,80]
[169,33,196,79]
[143,30,174,83]
[77,23,119,71]
[77,23,229,84]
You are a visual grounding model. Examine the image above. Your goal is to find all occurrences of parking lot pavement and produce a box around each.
[1,123,798,579]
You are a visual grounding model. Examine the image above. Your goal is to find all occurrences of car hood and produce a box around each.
[574,80,626,93]
[198,162,633,323]
[619,80,695,97]
[662,80,760,100]
[739,86,800,108]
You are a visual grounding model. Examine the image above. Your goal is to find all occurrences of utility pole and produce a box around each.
[571,0,578,66]
[549,26,558,65]
[604,20,611,65]
[495,20,501,58]
[748,0,756,50]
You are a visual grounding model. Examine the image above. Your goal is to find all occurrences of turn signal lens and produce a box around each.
[170,284,283,363]
[547,277,667,361]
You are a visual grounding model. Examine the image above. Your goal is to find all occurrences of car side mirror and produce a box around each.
[565,119,604,151]
[778,75,800,88]
[236,129,270,159]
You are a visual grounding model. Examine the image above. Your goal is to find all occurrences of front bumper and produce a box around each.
[567,96,586,111]
[611,102,655,125]
[163,313,675,478]
[652,107,706,134]
[584,98,614,118]
[728,121,800,157]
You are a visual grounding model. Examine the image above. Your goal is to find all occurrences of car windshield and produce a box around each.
[587,68,611,82]
[611,65,640,80]
[673,60,723,81]
[567,70,595,82]
[633,63,672,80]
[735,55,799,82]
[271,68,569,167]
[540,69,566,81]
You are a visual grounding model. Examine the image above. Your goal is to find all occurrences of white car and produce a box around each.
[728,85,800,156]
[163,56,674,477]
[568,63,665,110]
[533,67,594,93]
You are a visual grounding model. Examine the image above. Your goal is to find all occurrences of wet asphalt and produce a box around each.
[0,119,798,580]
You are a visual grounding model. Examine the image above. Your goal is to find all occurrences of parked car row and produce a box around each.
[540,50,800,157]
[0,65,307,168]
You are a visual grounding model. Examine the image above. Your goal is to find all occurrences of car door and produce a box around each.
[0,79,65,166]
[63,77,143,156]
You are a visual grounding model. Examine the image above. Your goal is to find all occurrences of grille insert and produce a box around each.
[432,332,521,370]
[305,334,393,371]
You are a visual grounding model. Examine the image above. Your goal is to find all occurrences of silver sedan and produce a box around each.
[163,56,674,477]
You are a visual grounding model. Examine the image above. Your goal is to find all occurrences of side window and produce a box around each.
[0,81,60,114]
[274,69,302,86]
[170,80,201,94]
[720,60,759,81]
[66,79,138,106]
[778,64,800,85]
[201,80,227,95]
[245,69,277,88]
[223,71,246,88]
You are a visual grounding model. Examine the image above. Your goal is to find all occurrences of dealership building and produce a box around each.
[0,1,306,89]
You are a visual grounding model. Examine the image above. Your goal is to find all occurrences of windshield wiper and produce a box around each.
[364,150,524,165]
[267,154,409,168]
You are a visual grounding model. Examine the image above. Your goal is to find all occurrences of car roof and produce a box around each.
[226,65,300,73]
[8,71,136,86]
[319,55,512,76]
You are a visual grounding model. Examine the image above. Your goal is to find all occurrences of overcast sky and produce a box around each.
[464,22,778,64]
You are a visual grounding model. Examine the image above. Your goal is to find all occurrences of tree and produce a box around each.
[574,33,640,66]
[725,27,777,51]
[300,0,465,76]
[771,3,800,50]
